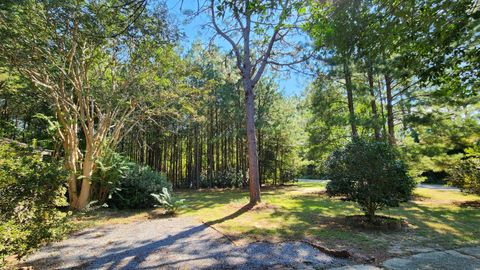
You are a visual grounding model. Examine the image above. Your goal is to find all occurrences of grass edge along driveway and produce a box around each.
[75,182,480,262]
[178,182,480,261]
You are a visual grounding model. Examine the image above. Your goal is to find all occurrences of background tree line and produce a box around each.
[304,0,479,184]
[120,43,304,189]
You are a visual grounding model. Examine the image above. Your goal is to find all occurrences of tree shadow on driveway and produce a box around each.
[22,214,347,270]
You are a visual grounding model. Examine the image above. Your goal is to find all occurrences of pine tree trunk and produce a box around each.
[399,93,408,132]
[186,134,192,185]
[384,73,396,144]
[235,124,239,176]
[194,125,200,189]
[343,60,358,138]
[215,107,220,172]
[208,107,214,181]
[367,68,381,140]
[244,80,261,204]
[258,128,263,185]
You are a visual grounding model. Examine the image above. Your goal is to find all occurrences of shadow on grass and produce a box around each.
[388,201,480,246]
[195,187,480,258]
[204,203,255,226]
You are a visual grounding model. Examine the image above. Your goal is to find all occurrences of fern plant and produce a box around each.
[151,188,185,215]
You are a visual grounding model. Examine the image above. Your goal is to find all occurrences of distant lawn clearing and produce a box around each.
[77,182,480,262]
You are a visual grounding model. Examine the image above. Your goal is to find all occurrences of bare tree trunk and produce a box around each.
[384,73,396,145]
[235,122,240,176]
[343,60,358,138]
[274,140,279,186]
[199,132,203,182]
[61,119,80,209]
[244,80,261,204]
[367,68,381,140]
[65,144,79,208]
[399,92,408,132]
[208,107,214,182]
[258,128,263,185]
[215,106,220,172]
[186,134,192,186]
[163,141,168,173]
[76,145,94,210]
[377,79,387,137]
[179,139,183,186]
[194,124,200,189]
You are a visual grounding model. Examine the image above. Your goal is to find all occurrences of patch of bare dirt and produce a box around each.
[411,194,429,201]
[453,200,480,208]
[226,202,280,212]
[250,202,280,211]
[313,215,409,232]
[304,190,328,196]
[342,215,409,231]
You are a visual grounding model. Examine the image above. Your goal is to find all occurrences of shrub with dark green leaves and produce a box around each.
[200,168,245,188]
[449,157,480,195]
[108,164,171,209]
[0,142,70,261]
[326,139,415,220]
[280,168,297,184]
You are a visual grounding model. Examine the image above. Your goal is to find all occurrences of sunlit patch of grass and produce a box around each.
[413,188,479,204]
[423,221,462,236]
[173,182,480,258]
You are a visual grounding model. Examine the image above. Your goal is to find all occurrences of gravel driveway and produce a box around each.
[22,217,349,269]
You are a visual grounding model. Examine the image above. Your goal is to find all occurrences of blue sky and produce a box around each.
[165,0,312,97]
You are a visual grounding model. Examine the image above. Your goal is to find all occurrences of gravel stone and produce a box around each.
[22,217,349,269]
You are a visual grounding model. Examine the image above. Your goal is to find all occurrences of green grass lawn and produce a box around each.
[77,182,480,261]
[176,182,480,260]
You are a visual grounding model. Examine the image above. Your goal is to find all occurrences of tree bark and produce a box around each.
[244,80,261,204]
[235,123,239,176]
[384,73,396,144]
[343,60,358,138]
[367,68,381,140]
[76,144,94,210]
[257,128,263,185]
[366,203,376,222]
[208,107,214,182]
[65,141,79,208]
[186,134,192,186]
[399,92,408,132]
[215,106,220,172]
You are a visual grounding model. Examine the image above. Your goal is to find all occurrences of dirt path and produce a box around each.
[22,217,349,269]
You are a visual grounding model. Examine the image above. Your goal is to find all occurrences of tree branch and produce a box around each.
[210,0,243,72]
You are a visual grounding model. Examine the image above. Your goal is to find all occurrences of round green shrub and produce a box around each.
[448,157,480,195]
[326,139,415,220]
